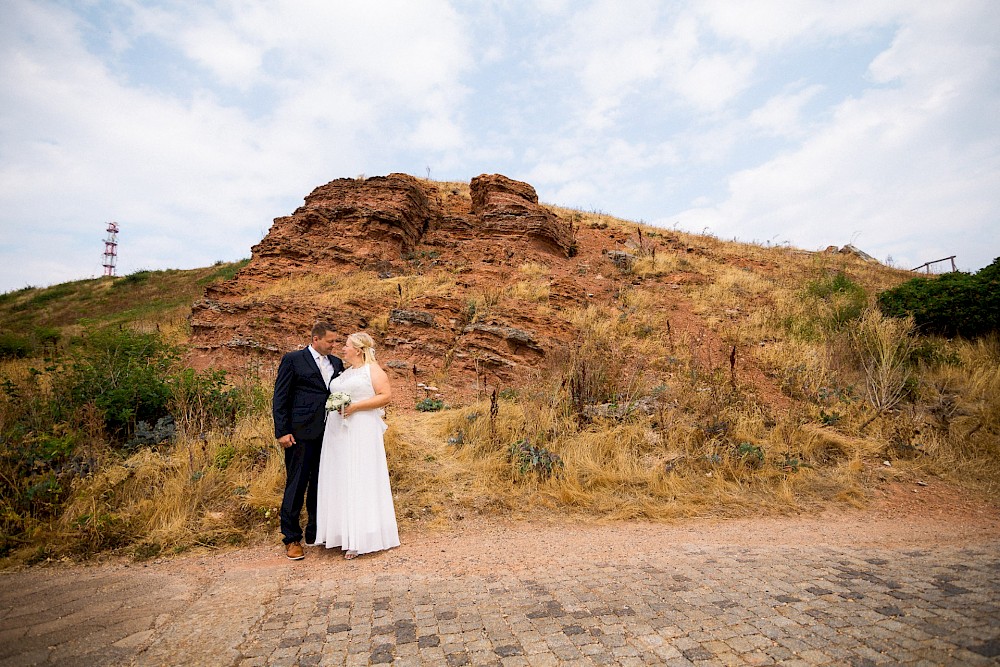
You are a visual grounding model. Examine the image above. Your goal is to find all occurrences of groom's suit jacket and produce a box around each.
[272,347,345,442]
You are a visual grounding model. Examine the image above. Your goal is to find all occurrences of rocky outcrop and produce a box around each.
[469,174,576,257]
[245,173,435,279]
[184,170,801,412]
[188,173,587,397]
[389,309,436,327]
[461,324,542,353]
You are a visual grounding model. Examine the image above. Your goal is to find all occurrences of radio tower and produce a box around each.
[102,222,119,277]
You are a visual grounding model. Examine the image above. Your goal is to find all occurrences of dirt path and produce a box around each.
[1,482,998,666]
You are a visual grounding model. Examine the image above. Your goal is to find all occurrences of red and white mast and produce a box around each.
[102,222,119,276]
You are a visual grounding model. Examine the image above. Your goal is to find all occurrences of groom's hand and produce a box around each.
[277,434,295,449]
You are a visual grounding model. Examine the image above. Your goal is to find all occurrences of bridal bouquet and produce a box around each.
[326,391,352,415]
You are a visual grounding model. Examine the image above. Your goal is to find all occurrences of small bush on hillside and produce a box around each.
[877,257,999,338]
[416,397,445,412]
[509,438,563,479]
[126,416,177,448]
[33,326,61,347]
[65,328,177,438]
[805,271,867,332]
[111,269,153,289]
[169,368,243,433]
[0,332,31,359]
[199,258,250,284]
[851,309,916,418]
[0,327,61,359]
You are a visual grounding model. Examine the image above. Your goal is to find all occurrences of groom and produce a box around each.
[272,321,345,560]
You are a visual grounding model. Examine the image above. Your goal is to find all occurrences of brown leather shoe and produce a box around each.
[285,541,304,560]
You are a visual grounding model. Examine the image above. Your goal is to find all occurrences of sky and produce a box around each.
[1,0,998,293]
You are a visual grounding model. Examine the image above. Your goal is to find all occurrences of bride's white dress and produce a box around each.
[314,364,399,554]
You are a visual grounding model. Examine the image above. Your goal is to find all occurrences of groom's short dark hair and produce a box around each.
[311,322,336,339]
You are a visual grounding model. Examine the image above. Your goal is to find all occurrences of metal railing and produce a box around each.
[911,256,956,274]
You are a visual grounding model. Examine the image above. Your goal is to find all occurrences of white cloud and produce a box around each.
[0,0,477,289]
[669,1,1000,270]
[1,0,998,293]
[674,51,756,111]
[748,84,824,138]
[179,22,263,89]
[695,0,905,50]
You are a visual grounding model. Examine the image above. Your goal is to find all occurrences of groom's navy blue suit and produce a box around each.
[272,346,345,545]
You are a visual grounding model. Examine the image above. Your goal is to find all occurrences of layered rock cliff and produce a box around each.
[189,173,584,401]
[189,171,800,412]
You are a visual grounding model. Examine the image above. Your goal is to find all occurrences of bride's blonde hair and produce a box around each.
[347,332,377,365]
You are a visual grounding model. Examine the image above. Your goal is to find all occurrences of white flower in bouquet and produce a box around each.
[326,391,352,412]
[326,391,352,428]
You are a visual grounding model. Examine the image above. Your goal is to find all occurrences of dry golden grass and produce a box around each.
[246,272,461,315]
[249,272,387,304]
[367,312,391,334]
[248,274,331,301]
[384,273,461,304]
[399,297,873,521]
[423,178,471,203]
[506,279,549,303]
[505,262,551,303]
[697,266,774,315]
[3,204,997,564]
[640,251,717,282]
[851,309,917,418]
[916,336,1000,492]
[425,393,877,521]
[55,414,282,558]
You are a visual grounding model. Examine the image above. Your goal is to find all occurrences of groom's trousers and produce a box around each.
[280,435,323,545]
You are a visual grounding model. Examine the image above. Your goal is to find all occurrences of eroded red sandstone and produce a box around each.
[188,172,779,409]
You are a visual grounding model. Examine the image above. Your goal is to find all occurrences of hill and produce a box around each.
[1,174,997,565]
[0,261,248,354]
[187,173,904,410]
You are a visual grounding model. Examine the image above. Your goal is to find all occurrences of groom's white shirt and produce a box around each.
[308,345,333,388]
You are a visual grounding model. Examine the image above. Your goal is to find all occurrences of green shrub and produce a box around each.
[806,271,867,331]
[168,368,241,432]
[736,442,764,467]
[416,397,445,412]
[0,331,31,359]
[215,444,237,470]
[126,416,176,449]
[0,325,260,555]
[509,438,563,479]
[877,258,1000,338]
[64,327,176,438]
[33,326,61,347]
[112,270,152,289]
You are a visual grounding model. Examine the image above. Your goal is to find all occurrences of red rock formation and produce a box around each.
[186,171,794,412]
[242,173,434,281]
[188,173,581,403]
[469,174,576,257]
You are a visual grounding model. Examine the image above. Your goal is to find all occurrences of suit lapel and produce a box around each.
[303,347,324,383]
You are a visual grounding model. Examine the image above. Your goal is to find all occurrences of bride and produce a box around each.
[312,332,399,559]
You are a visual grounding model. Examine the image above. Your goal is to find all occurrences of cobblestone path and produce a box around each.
[2,522,998,666]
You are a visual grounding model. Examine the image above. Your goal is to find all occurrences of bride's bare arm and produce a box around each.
[343,363,392,416]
